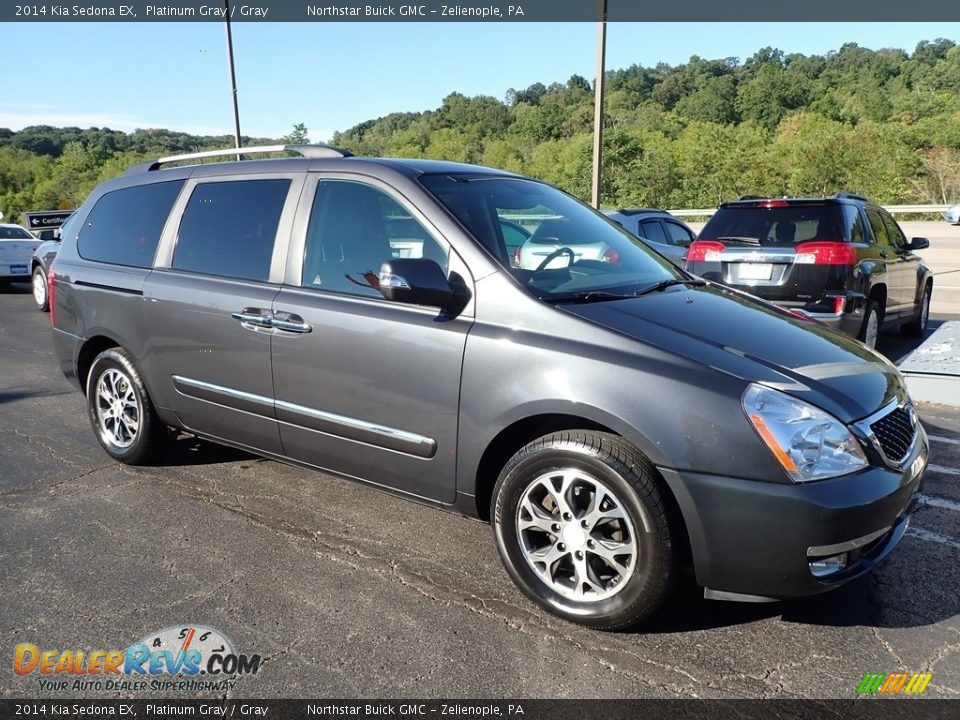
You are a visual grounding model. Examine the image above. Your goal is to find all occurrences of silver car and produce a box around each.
[944,203,960,225]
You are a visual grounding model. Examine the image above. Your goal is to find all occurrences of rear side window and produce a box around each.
[842,206,867,243]
[665,221,694,245]
[77,180,184,268]
[639,220,668,245]
[865,208,891,247]
[173,179,290,282]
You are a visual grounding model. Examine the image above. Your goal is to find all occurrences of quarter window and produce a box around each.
[173,179,290,282]
[302,181,449,299]
[77,180,184,268]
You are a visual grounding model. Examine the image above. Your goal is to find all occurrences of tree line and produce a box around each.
[2,40,960,223]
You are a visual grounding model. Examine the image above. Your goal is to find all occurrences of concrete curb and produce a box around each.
[898,321,960,407]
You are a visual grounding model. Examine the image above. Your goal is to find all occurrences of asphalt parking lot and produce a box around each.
[1,284,958,699]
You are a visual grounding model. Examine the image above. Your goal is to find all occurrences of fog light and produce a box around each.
[809,553,848,578]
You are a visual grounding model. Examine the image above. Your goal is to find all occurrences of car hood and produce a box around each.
[560,283,902,422]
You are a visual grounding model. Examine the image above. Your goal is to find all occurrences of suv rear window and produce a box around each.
[77,180,185,268]
[700,205,845,246]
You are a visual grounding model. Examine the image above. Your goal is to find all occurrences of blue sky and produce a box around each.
[1,22,958,140]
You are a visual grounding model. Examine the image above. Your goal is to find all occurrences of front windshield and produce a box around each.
[419,174,683,299]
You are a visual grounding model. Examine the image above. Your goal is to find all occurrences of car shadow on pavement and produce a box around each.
[157,433,255,467]
[639,567,957,633]
[0,281,32,294]
[0,388,73,405]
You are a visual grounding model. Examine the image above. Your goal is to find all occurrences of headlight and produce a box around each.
[742,383,868,483]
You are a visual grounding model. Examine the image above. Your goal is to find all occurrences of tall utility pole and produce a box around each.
[223,0,242,159]
[590,0,608,209]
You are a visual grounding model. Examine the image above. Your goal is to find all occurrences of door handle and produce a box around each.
[271,312,312,334]
[231,308,273,328]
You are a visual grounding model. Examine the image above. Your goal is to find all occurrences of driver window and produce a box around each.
[302,181,449,298]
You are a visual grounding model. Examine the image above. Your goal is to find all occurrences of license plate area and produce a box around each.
[737,263,773,280]
[9,264,28,275]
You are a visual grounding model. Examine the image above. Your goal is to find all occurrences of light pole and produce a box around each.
[590,0,608,209]
[223,0,242,159]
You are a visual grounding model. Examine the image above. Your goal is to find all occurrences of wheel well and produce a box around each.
[77,336,120,396]
[869,283,887,314]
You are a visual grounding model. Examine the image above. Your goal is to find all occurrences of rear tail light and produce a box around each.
[833,296,846,315]
[513,245,522,268]
[794,242,857,265]
[686,240,725,263]
[47,267,56,326]
[601,248,621,265]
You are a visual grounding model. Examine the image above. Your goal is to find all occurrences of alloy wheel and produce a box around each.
[94,368,141,449]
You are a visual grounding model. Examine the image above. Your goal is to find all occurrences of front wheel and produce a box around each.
[491,431,678,630]
[32,266,49,311]
[85,348,168,465]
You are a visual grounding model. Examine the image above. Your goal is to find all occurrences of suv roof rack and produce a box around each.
[125,144,353,174]
[737,195,765,201]
[834,191,869,202]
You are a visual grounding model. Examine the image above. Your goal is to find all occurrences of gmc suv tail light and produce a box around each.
[513,245,522,268]
[686,240,726,262]
[794,242,858,265]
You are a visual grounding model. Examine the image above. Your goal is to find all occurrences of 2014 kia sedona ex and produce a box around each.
[49,146,929,629]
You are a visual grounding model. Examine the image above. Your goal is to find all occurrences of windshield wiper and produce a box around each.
[542,290,635,304]
[632,278,707,297]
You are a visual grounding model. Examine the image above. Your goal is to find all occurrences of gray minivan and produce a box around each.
[50,146,928,629]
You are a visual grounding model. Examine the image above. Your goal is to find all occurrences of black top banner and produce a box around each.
[3,0,960,22]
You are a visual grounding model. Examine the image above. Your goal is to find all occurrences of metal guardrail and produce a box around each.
[670,204,954,218]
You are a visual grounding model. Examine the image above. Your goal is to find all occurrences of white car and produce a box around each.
[0,223,41,284]
[516,217,614,270]
[944,203,960,225]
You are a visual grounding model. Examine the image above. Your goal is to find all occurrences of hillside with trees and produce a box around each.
[2,41,960,223]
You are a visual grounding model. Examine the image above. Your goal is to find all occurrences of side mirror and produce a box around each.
[377,258,455,308]
[909,237,929,250]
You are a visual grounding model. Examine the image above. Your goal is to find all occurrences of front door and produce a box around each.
[270,177,471,503]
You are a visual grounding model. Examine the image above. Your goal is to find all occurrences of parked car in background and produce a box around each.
[686,193,933,348]
[0,222,41,286]
[605,209,696,267]
[31,213,74,311]
[50,148,928,629]
[944,203,960,225]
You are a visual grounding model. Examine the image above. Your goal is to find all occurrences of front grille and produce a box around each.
[870,405,916,463]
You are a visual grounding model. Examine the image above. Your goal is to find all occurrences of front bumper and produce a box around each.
[658,426,928,599]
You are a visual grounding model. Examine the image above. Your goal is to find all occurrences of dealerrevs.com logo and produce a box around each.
[857,672,934,695]
[14,625,262,693]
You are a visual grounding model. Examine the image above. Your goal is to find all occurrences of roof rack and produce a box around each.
[737,195,765,201]
[125,144,353,174]
[834,191,869,202]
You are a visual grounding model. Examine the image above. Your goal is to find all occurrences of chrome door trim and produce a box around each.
[171,375,436,459]
[275,399,437,459]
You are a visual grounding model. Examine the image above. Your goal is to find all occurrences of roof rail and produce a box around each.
[834,191,869,202]
[124,144,353,174]
[737,194,765,201]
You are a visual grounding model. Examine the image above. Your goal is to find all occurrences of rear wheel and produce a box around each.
[491,430,678,630]
[902,284,931,338]
[85,348,168,465]
[857,299,881,349]
[32,266,49,311]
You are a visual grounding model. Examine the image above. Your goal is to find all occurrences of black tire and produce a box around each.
[32,266,49,311]
[902,283,931,338]
[857,299,882,349]
[85,347,168,465]
[491,430,678,630]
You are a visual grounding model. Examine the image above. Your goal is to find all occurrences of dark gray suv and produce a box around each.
[50,146,929,629]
